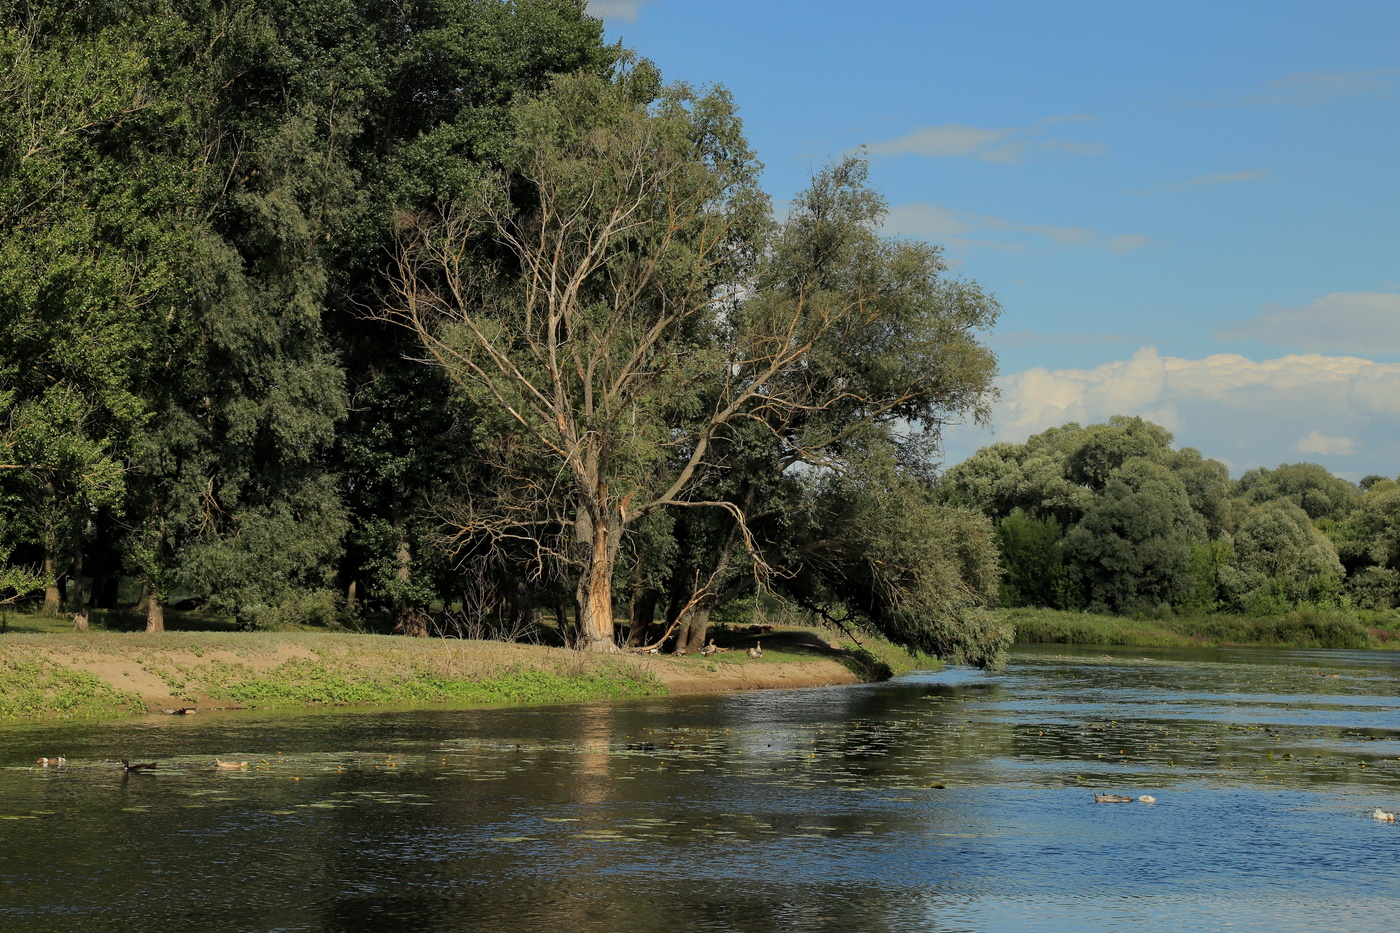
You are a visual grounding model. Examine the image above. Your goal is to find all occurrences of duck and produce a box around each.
[121,759,157,772]
[1138,794,1156,804]
[36,757,66,767]
[700,640,719,658]
[747,641,763,659]
[1372,808,1396,822]
[1094,793,1134,803]
[215,759,248,770]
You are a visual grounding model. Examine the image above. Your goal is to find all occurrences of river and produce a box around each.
[2,645,1398,932]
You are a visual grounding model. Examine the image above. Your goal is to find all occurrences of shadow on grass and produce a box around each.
[708,626,894,681]
[1,607,243,635]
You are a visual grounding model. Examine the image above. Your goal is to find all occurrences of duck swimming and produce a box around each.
[1094,793,1134,803]
[122,759,157,772]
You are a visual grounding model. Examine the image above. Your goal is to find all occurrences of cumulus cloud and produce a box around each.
[1295,432,1356,456]
[864,116,1102,164]
[586,0,653,21]
[1216,292,1400,356]
[883,202,1151,254]
[967,347,1400,474]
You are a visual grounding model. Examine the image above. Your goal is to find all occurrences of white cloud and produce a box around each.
[586,1,654,21]
[882,203,971,239]
[960,347,1400,473]
[884,202,1151,254]
[866,125,1014,159]
[1255,70,1399,106]
[1134,169,1273,195]
[864,116,1102,164]
[1200,69,1400,108]
[1216,292,1400,356]
[1104,233,1153,253]
[1295,431,1356,456]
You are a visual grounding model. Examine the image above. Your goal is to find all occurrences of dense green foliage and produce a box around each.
[944,415,1398,619]
[2,2,1007,665]
[1005,606,1393,651]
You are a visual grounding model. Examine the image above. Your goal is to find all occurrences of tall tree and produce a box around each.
[0,3,202,616]
[1220,499,1344,610]
[1062,459,1206,611]
[389,68,1001,651]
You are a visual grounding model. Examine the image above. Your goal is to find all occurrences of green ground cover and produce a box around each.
[1005,606,1400,649]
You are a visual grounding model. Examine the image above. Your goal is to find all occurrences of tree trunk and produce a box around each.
[554,598,574,647]
[345,578,358,615]
[396,536,411,584]
[574,509,619,652]
[67,541,86,613]
[677,605,711,655]
[392,602,427,637]
[626,588,659,647]
[145,592,165,633]
[42,543,61,614]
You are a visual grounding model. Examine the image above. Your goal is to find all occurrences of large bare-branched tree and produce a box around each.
[388,66,1001,652]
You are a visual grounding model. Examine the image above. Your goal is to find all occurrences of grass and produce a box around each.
[702,623,932,680]
[0,630,667,722]
[187,648,664,708]
[0,606,914,723]
[0,606,245,635]
[0,654,144,720]
[1005,606,1400,650]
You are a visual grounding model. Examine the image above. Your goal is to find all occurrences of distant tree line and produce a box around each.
[0,2,1010,664]
[941,415,1400,615]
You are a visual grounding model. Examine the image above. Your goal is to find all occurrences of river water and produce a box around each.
[1,645,1398,932]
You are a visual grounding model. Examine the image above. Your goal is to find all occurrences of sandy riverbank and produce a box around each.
[0,628,878,721]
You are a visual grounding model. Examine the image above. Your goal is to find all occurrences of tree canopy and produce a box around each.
[943,416,1392,616]
[2,0,1010,666]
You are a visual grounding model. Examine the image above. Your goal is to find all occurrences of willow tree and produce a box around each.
[390,67,1000,652]
[389,66,768,650]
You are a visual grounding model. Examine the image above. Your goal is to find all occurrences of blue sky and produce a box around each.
[586,1,1400,479]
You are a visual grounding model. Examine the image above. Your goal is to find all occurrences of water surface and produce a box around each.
[2,645,1398,931]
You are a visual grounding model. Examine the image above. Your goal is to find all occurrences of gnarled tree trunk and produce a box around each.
[145,588,165,633]
[676,605,711,655]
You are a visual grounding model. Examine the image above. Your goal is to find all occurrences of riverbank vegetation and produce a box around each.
[0,0,1009,669]
[944,417,1400,637]
[0,620,923,721]
[1006,607,1400,650]
[5,3,1395,673]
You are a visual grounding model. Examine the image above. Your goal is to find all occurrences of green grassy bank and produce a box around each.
[1005,606,1400,650]
[0,632,667,722]
[0,614,919,723]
